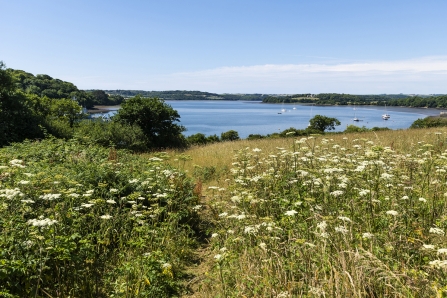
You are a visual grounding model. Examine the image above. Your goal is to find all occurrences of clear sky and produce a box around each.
[1,0,447,94]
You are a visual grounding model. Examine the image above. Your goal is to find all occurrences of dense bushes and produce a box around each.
[75,120,149,151]
[0,138,200,297]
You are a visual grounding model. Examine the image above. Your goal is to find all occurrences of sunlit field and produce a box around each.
[173,127,447,297]
[3,128,447,297]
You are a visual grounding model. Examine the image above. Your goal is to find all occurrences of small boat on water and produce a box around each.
[382,104,390,120]
[353,105,360,121]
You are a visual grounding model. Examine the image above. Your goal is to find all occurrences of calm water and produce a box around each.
[96,101,445,138]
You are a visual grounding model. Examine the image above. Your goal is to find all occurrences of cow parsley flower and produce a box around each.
[430,227,445,236]
[40,194,62,201]
[386,210,398,216]
[362,232,374,239]
[284,210,298,216]
[422,244,435,250]
[100,214,112,220]
[27,218,58,227]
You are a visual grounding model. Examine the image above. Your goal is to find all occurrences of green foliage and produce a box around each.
[262,93,447,108]
[0,62,44,146]
[206,134,220,143]
[186,133,208,145]
[344,124,370,133]
[104,90,268,101]
[74,120,149,151]
[9,68,94,108]
[247,134,266,140]
[279,127,308,137]
[221,130,240,141]
[186,133,221,146]
[114,96,187,149]
[308,114,341,132]
[50,98,83,128]
[410,116,447,129]
[0,138,200,297]
[87,90,125,106]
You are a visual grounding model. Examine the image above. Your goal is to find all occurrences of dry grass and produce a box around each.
[171,127,447,297]
[167,128,447,185]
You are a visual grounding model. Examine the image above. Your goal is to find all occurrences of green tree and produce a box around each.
[308,115,341,132]
[114,95,186,149]
[187,133,208,145]
[221,130,240,141]
[0,62,43,146]
[89,90,109,105]
[50,98,83,128]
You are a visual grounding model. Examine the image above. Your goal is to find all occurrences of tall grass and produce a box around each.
[174,128,447,297]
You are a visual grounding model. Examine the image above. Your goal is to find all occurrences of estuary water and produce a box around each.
[96,101,445,138]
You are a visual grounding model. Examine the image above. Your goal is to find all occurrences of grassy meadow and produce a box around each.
[172,128,447,297]
[3,127,447,297]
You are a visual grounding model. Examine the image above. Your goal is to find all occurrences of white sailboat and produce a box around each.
[382,104,390,120]
[353,105,360,122]
[281,101,286,113]
[308,104,314,127]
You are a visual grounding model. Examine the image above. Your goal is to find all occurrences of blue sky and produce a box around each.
[1,0,447,94]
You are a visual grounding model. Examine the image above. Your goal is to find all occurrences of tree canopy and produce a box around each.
[113,95,186,149]
[0,62,44,146]
[308,115,341,132]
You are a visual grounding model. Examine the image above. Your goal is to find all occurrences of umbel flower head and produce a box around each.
[27,218,58,227]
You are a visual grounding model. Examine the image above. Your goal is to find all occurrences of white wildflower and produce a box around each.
[317,221,327,231]
[422,244,435,250]
[438,248,447,255]
[362,232,374,239]
[330,190,344,197]
[429,259,447,269]
[106,200,116,204]
[192,205,202,211]
[100,214,112,220]
[27,218,58,227]
[335,226,348,234]
[338,216,351,222]
[430,227,445,236]
[40,194,62,201]
[284,210,298,216]
[386,210,398,216]
[21,199,35,204]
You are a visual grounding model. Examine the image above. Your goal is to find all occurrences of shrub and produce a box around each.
[74,119,149,151]
[221,130,239,141]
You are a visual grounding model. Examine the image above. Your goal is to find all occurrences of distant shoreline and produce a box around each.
[87,105,120,114]
[88,102,447,117]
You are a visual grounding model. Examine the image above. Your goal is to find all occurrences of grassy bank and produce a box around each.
[3,127,447,297]
[171,127,447,297]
